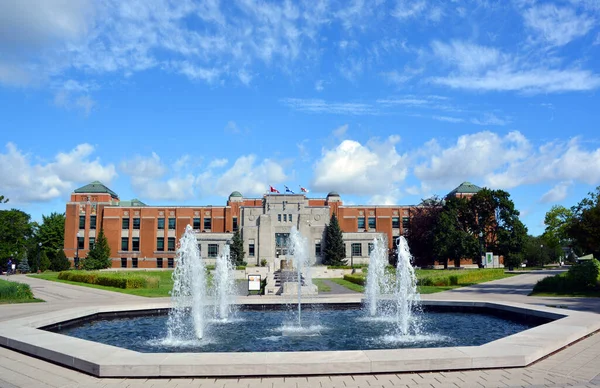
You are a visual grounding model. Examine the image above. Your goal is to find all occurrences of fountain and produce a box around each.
[394,236,420,335]
[285,226,314,327]
[365,235,388,316]
[213,243,235,321]
[166,225,207,340]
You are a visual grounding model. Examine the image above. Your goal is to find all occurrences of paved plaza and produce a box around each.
[1,271,599,388]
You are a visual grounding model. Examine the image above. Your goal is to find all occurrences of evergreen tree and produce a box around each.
[82,229,111,270]
[229,230,246,266]
[39,251,51,272]
[323,213,347,266]
[50,249,71,272]
[17,254,30,273]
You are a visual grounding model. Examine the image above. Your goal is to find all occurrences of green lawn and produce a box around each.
[328,278,364,292]
[0,278,42,304]
[30,271,175,297]
[312,278,331,292]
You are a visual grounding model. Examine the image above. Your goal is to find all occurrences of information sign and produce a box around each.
[248,274,261,291]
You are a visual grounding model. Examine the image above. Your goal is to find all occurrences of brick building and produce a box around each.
[63,181,481,269]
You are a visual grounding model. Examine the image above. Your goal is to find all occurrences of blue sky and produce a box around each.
[1,0,600,236]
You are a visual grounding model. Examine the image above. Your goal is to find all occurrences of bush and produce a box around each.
[568,259,600,289]
[50,250,71,272]
[260,259,268,267]
[57,271,159,289]
[532,259,600,294]
[416,269,505,287]
[235,265,246,270]
[343,274,366,286]
[0,279,34,300]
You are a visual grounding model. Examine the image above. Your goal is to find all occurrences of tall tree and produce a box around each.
[323,213,347,266]
[0,209,34,269]
[37,212,65,253]
[568,186,600,257]
[229,230,246,266]
[0,195,8,203]
[432,196,479,268]
[544,205,574,245]
[405,196,444,267]
[82,229,111,270]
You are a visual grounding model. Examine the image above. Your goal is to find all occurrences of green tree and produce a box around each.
[405,196,444,267]
[82,229,111,270]
[0,209,35,270]
[37,212,65,254]
[544,205,574,245]
[50,249,71,272]
[568,186,600,258]
[0,195,8,203]
[17,254,30,273]
[229,230,246,266]
[432,196,479,268]
[39,251,51,272]
[323,213,346,266]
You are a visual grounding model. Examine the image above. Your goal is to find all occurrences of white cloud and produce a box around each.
[391,0,427,20]
[208,158,228,169]
[0,142,116,203]
[470,113,510,126]
[432,115,465,123]
[225,121,241,134]
[431,40,503,73]
[332,124,349,138]
[53,79,98,116]
[315,80,324,92]
[523,4,595,47]
[311,136,408,196]
[414,131,600,192]
[197,155,287,197]
[381,70,412,85]
[540,181,572,203]
[281,98,378,115]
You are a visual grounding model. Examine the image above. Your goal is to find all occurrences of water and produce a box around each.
[167,225,207,340]
[364,235,420,336]
[365,235,388,316]
[214,244,235,320]
[394,236,419,335]
[55,307,538,353]
[287,226,312,327]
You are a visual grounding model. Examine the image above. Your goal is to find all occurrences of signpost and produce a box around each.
[485,252,494,268]
[248,274,262,295]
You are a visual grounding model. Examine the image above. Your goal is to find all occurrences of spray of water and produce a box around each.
[167,225,207,339]
[214,244,235,320]
[394,236,420,335]
[288,226,311,326]
[365,235,388,316]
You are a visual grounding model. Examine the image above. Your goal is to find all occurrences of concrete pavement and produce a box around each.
[1,271,599,387]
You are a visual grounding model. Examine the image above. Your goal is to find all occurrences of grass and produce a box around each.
[530,291,600,297]
[312,278,331,292]
[0,278,41,304]
[329,278,365,292]
[30,271,175,297]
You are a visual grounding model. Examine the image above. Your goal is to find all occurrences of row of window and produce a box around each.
[120,257,175,269]
[120,217,239,231]
[76,236,94,250]
[119,238,257,257]
[277,214,293,222]
[79,215,97,230]
[357,216,410,229]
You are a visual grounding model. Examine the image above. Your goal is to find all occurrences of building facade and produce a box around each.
[63,181,479,269]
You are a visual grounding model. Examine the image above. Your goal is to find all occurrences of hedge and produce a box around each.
[343,268,506,288]
[343,274,367,286]
[0,279,34,300]
[57,271,159,289]
[533,259,600,294]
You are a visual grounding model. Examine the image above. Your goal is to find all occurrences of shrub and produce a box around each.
[57,271,159,289]
[343,274,366,286]
[235,265,246,270]
[0,279,34,300]
[568,259,600,290]
[260,259,268,267]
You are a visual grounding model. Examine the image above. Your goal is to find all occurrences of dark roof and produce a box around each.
[229,191,243,198]
[447,181,482,196]
[327,191,340,197]
[74,181,119,199]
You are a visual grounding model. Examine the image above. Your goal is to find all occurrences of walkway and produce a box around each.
[0,272,599,388]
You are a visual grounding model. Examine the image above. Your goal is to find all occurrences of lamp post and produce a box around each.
[75,231,81,269]
[478,231,484,268]
[540,244,544,266]
[37,242,42,273]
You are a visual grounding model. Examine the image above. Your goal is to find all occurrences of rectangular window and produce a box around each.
[168,258,174,268]
[392,217,400,228]
[90,215,96,230]
[278,214,282,222]
[132,257,138,268]
[208,244,218,257]
[283,214,287,222]
[289,214,293,222]
[204,217,212,230]
[156,258,163,268]
[121,237,129,251]
[157,218,165,230]
[315,243,321,257]
[233,217,238,231]
[402,216,410,229]
[358,217,365,229]
[368,242,374,255]
[393,236,400,249]
[89,237,95,250]
[77,236,85,250]
[121,257,127,268]
[132,237,140,251]
[168,218,176,230]
[122,217,130,230]
[249,243,255,257]
[168,237,176,251]
[351,243,362,257]
[368,217,376,229]
[132,218,140,230]
[275,233,290,247]
[193,217,201,230]
[157,237,164,251]
[79,215,85,229]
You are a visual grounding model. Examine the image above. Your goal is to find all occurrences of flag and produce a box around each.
[300,186,309,193]
[285,185,294,194]
[269,185,280,193]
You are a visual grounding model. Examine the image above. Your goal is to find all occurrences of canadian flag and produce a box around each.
[300,186,309,193]
[270,185,280,193]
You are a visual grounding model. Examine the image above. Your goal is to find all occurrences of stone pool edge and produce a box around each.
[1,300,599,377]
